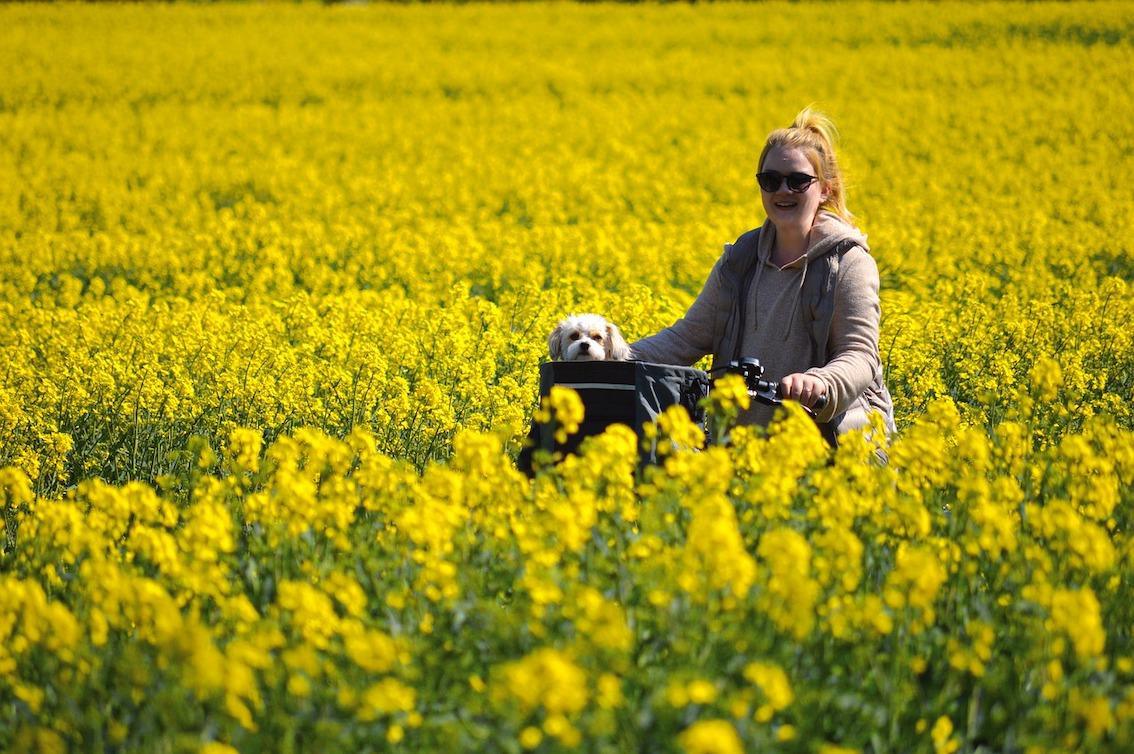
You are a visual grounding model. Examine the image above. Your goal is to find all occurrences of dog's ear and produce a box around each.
[548,323,566,360]
[605,322,632,361]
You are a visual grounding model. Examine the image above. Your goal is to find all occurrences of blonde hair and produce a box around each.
[758,106,853,224]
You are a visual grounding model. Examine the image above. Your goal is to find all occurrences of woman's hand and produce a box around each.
[780,373,827,410]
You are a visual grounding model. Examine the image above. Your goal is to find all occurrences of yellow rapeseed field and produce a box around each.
[1,2,1132,752]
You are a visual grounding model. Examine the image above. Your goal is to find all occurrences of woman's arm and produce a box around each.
[806,248,882,422]
[630,256,723,366]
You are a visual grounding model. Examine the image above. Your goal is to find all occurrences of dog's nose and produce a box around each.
[579,341,590,351]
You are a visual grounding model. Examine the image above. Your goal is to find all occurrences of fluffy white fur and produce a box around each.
[548,313,632,362]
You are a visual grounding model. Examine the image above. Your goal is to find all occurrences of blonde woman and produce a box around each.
[631,108,894,445]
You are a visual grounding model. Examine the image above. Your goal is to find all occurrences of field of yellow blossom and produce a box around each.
[1,2,1133,753]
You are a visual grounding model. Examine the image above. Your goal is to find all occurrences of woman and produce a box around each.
[630,108,895,445]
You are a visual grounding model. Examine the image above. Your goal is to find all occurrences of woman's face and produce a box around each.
[759,145,828,231]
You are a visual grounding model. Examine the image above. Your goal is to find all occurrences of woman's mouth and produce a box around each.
[774,201,798,209]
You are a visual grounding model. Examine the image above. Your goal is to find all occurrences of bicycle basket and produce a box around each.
[517,360,709,475]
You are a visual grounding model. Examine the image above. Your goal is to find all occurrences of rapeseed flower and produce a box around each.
[0,4,1132,752]
[677,719,744,754]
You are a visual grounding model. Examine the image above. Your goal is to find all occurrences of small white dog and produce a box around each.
[548,313,633,362]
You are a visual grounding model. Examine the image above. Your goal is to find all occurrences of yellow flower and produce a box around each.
[0,466,34,507]
[493,648,588,716]
[687,679,718,705]
[519,726,542,749]
[931,716,960,754]
[1047,588,1106,661]
[677,719,744,754]
[344,628,399,673]
[534,386,585,444]
[597,673,623,709]
[542,713,581,746]
[226,427,263,474]
[947,620,995,677]
[702,373,751,429]
[1029,355,1062,402]
[655,404,707,453]
[757,528,818,640]
[358,678,417,721]
[743,661,794,714]
[1069,688,1114,738]
[883,544,947,633]
[286,674,311,698]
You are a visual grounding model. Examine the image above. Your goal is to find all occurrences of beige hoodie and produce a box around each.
[630,212,883,429]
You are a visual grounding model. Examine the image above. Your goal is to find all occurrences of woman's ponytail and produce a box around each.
[759,106,853,224]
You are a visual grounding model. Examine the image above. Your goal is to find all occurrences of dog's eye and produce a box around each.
[591,333,602,340]
[569,333,580,341]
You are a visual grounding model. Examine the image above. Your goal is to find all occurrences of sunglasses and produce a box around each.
[756,171,818,193]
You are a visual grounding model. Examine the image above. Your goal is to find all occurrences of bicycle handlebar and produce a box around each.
[710,358,829,418]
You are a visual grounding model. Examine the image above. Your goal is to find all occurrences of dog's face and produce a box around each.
[549,314,632,362]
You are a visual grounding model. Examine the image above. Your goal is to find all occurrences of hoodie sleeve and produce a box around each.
[629,255,724,366]
[807,248,882,422]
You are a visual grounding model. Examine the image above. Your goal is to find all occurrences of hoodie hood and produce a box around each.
[802,211,870,261]
[757,210,869,265]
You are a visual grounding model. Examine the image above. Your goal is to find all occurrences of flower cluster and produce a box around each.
[1,2,1133,753]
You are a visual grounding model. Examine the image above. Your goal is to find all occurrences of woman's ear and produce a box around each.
[548,324,565,360]
[605,323,632,361]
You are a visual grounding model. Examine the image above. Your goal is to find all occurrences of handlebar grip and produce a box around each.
[772,382,829,415]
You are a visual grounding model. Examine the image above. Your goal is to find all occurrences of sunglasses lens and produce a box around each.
[786,173,814,192]
[756,172,780,192]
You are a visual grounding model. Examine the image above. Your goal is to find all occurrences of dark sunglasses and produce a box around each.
[756,171,818,193]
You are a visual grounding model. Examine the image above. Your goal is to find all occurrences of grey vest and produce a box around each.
[709,228,895,446]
